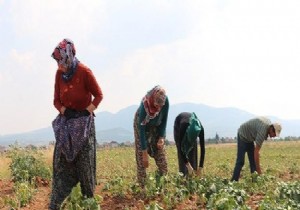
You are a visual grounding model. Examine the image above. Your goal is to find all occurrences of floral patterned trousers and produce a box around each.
[49,123,96,210]
[133,111,168,187]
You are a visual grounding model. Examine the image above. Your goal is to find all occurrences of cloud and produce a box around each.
[9,0,107,47]
[1,0,300,135]
[0,47,56,135]
[1,49,38,85]
[10,49,35,71]
[99,0,300,120]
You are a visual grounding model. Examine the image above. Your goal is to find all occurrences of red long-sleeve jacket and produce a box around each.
[54,62,103,112]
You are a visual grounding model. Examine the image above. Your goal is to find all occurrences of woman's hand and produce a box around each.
[196,167,203,177]
[186,162,194,175]
[60,106,66,114]
[86,104,96,114]
[142,150,149,168]
[157,137,164,150]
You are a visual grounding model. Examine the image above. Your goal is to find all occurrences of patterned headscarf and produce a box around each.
[52,38,79,81]
[141,85,167,125]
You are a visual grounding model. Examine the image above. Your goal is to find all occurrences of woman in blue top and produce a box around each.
[133,85,169,187]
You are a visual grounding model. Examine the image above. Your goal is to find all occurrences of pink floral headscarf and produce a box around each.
[141,85,167,125]
[51,38,76,69]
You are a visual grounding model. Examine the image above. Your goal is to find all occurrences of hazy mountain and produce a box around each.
[0,127,55,147]
[96,127,133,144]
[0,103,299,146]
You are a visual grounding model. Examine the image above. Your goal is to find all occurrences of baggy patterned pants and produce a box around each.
[49,123,96,210]
[133,111,168,187]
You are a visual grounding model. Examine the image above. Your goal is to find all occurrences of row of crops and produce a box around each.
[0,142,299,209]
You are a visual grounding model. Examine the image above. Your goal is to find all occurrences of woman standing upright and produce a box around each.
[49,38,103,210]
[133,85,169,188]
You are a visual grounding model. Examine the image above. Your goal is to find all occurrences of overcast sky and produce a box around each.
[0,0,300,135]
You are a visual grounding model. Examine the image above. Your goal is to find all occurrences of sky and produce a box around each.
[0,0,300,136]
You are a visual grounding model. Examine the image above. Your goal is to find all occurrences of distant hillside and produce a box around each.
[0,127,55,147]
[96,127,133,144]
[0,103,299,146]
[94,103,257,141]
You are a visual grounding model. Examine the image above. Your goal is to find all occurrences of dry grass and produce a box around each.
[0,154,11,179]
[43,146,54,167]
[0,141,299,181]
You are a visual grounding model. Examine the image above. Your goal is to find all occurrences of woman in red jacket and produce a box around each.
[49,38,103,210]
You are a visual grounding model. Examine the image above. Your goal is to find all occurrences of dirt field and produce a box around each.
[0,141,299,209]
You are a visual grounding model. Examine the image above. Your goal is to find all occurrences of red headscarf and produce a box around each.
[141,85,166,125]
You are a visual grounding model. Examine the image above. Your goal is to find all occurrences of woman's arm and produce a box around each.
[198,126,205,168]
[138,104,148,150]
[157,97,169,138]
[85,68,103,109]
[53,71,64,113]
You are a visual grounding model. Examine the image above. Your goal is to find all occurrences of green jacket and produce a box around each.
[181,112,202,159]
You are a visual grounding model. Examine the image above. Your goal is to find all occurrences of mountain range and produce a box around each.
[0,103,299,146]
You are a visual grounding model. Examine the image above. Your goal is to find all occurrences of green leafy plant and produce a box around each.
[61,183,102,210]
[277,181,300,204]
[4,143,51,208]
[102,176,127,197]
[14,181,36,207]
[145,201,164,210]
[8,144,51,183]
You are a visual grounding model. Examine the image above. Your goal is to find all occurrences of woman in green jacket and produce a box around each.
[133,85,169,187]
[174,112,205,176]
